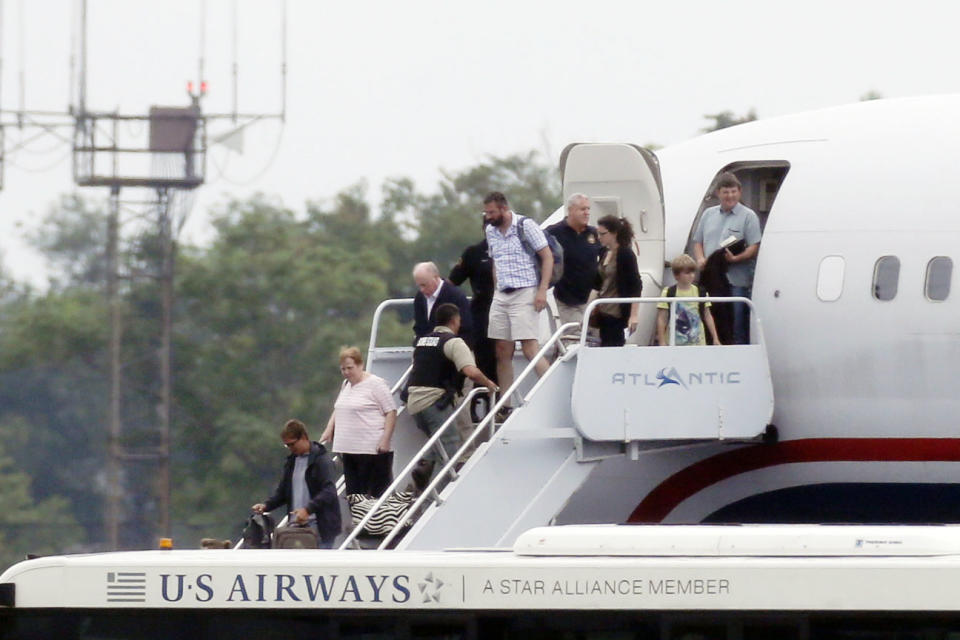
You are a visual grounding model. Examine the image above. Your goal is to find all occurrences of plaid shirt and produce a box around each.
[486,211,547,291]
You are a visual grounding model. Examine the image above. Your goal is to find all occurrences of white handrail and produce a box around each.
[579,296,765,348]
[379,321,579,549]
[338,387,490,550]
[366,298,414,365]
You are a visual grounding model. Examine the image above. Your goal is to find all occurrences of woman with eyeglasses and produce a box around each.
[320,346,397,497]
[592,215,642,347]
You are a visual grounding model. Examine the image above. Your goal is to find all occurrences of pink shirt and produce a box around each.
[332,374,396,454]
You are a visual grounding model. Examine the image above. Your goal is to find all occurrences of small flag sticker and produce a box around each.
[106,572,146,602]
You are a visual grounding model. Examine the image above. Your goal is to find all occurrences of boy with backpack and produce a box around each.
[657,254,722,346]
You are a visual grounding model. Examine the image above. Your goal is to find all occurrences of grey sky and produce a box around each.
[2,0,958,283]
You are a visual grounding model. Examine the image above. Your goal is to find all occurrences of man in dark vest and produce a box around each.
[406,303,498,478]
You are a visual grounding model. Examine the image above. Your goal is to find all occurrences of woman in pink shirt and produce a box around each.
[320,347,397,497]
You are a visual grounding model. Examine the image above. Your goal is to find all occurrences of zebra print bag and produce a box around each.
[347,491,416,536]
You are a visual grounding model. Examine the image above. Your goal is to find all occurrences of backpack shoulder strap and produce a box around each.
[667,284,677,297]
[515,214,534,255]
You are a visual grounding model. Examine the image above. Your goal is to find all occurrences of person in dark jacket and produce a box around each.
[449,225,499,422]
[252,419,342,548]
[412,262,473,345]
[546,193,601,332]
[593,215,642,347]
[449,224,496,384]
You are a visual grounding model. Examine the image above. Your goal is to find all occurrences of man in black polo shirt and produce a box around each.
[547,193,602,333]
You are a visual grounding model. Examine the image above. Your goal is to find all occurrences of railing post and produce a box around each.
[366,298,414,369]
[669,300,676,346]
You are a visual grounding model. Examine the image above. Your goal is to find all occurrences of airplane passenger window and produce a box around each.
[817,256,845,301]
[925,257,953,301]
[872,256,900,301]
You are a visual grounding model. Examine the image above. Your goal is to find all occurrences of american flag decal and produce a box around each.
[106,571,146,602]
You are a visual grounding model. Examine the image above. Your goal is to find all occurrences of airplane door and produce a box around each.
[561,143,665,344]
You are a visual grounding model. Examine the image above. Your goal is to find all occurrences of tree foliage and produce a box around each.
[701,109,758,132]
[0,151,561,567]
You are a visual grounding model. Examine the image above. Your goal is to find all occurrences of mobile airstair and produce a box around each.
[344,294,774,551]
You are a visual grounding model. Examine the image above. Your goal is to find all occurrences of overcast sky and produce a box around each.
[1,0,959,284]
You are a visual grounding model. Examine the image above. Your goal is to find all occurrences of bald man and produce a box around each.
[412,261,473,344]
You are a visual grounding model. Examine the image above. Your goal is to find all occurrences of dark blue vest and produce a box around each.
[408,330,459,391]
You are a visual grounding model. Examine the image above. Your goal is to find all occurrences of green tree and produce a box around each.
[701,109,758,132]
[0,149,566,550]
[0,433,83,571]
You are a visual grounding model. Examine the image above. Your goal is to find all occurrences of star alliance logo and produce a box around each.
[418,572,447,603]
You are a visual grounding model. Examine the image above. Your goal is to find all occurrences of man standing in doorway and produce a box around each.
[547,193,601,332]
[483,192,552,413]
[692,172,761,344]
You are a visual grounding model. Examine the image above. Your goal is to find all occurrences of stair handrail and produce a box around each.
[338,386,491,550]
[579,296,766,348]
[366,297,414,365]
[379,321,580,550]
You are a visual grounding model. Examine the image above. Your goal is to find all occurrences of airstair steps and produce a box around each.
[397,357,601,550]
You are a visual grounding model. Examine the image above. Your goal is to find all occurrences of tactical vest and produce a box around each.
[408,331,459,391]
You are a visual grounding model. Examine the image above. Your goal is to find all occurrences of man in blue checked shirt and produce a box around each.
[483,191,552,414]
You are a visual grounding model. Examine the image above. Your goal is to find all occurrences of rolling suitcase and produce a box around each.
[273,523,319,549]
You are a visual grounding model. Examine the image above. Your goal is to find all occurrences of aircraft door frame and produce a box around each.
[560,143,665,345]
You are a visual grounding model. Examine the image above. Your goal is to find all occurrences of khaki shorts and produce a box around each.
[488,287,540,341]
[555,299,586,329]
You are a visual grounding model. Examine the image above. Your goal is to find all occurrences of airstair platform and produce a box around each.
[232,296,776,552]
[571,298,773,442]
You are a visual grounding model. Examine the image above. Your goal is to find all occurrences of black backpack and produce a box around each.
[242,512,276,549]
[666,284,706,321]
[516,215,564,286]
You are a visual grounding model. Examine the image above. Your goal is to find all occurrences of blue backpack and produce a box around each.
[516,214,564,286]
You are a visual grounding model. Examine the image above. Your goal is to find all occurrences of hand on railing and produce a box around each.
[377,322,578,550]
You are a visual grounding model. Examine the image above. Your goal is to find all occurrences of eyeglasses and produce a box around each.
[282,440,298,449]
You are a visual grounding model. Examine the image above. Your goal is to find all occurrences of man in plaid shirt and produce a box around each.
[483,192,552,414]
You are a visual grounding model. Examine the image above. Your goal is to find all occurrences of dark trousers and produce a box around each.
[729,284,752,345]
[341,451,393,497]
[471,315,498,421]
[597,312,627,347]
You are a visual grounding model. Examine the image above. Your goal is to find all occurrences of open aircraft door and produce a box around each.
[561,143,665,344]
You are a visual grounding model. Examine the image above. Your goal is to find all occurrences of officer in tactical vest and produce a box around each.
[406,303,498,478]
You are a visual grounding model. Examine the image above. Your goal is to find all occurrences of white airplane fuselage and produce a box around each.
[558,95,960,525]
